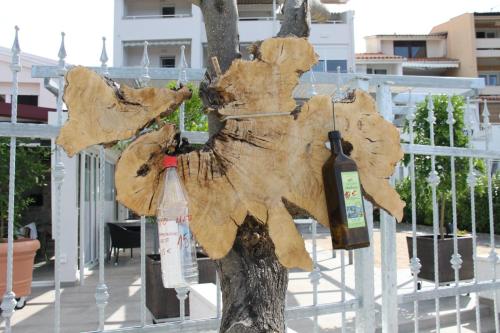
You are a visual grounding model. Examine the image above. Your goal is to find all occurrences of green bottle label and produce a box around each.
[340,171,366,229]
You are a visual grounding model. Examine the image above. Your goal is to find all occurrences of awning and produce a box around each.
[0,102,56,123]
[123,39,191,47]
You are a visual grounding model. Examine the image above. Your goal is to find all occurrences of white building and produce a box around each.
[356,34,459,76]
[0,46,124,284]
[113,0,355,73]
[0,47,57,121]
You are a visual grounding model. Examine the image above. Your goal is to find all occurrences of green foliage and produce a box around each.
[0,138,50,239]
[396,95,499,235]
[164,82,208,132]
[458,173,500,235]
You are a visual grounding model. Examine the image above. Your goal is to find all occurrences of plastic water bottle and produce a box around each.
[157,155,198,288]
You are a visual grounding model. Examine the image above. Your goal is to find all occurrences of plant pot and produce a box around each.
[406,235,473,283]
[146,252,216,321]
[0,238,40,298]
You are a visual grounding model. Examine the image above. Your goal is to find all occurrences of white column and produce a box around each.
[377,83,398,333]
[190,4,203,69]
[354,77,375,333]
[113,0,125,66]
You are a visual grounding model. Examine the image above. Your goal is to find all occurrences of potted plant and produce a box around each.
[0,138,48,308]
[398,95,476,284]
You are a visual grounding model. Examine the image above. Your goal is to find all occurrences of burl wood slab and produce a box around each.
[57,66,191,157]
[57,38,404,271]
[113,38,405,271]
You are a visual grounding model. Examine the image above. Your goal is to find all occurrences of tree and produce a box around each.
[195,2,349,331]
[0,138,50,239]
[57,2,405,332]
[397,95,484,238]
[165,82,207,132]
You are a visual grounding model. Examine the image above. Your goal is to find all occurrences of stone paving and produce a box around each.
[1,223,499,332]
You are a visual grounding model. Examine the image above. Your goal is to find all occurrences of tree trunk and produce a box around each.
[200,2,289,332]
[278,0,310,37]
[217,216,288,333]
[199,0,241,137]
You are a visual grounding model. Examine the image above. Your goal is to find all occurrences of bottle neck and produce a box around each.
[328,130,344,156]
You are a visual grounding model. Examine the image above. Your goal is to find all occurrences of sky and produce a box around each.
[0,0,499,66]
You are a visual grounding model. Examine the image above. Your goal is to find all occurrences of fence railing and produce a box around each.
[1,28,499,333]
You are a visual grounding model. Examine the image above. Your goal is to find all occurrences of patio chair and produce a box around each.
[108,223,141,265]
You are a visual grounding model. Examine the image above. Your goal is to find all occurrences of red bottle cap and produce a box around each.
[162,156,177,169]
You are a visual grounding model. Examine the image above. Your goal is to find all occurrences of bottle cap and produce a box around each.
[163,156,177,169]
[328,130,342,141]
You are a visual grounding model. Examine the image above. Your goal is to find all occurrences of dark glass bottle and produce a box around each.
[322,130,370,250]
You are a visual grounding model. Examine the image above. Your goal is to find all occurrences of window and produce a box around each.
[394,41,427,58]
[162,6,175,16]
[477,31,497,38]
[160,56,175,68]
[367,68,387,75]
[312,60,348,73]
[17,95,38,106]
[489,74,498,86]
[105,162,115,201]
[480,74,499,86]
[326,60,347,73]
[312,60,325,72]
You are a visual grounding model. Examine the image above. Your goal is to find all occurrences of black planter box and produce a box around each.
[406,235,473,283]
[146,253,216,320]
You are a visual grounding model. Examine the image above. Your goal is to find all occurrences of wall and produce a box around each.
[124,0,192,17]
[0,48,57,109]
[431,13,477,77]
[356,62,402,75]
[380,40,394,56]
[124,44,192,67]
[365,38,381,53]
[426,40,447,58]
[49,112,79,283]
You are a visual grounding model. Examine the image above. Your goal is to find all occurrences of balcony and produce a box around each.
[481,85,500,95]
[117,15,200,42]
[476,38,500,57]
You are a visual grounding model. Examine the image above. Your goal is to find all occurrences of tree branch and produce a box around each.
[278,0,310,37]
[200,0,240,77]
[198,0,241,136]
[310,0,334,22]
[278,0,335,37]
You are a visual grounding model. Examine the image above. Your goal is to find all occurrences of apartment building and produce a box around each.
[0,46,57,122]
[356,33,459,76]
[431,12,500,123]
[113,0,355,73]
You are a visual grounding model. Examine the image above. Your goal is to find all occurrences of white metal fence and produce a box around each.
[1,28,499,333]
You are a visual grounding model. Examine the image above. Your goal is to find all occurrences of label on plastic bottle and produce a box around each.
[158,218,184,288]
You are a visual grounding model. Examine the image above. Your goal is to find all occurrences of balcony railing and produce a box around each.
[476,37,500,49]
[123,14,192,20]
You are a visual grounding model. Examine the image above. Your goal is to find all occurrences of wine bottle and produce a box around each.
[323,130,370,250]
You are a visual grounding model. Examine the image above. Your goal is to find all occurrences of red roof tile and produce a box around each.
[355,53,404,60]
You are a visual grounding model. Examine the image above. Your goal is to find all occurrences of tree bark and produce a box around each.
[217,216,288,333]
[198,2,298,332]
[199,0,241,137]
[278,0,310,37]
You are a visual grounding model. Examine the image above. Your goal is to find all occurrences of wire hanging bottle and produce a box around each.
[322,105,370,250]
[157,156,199,288]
